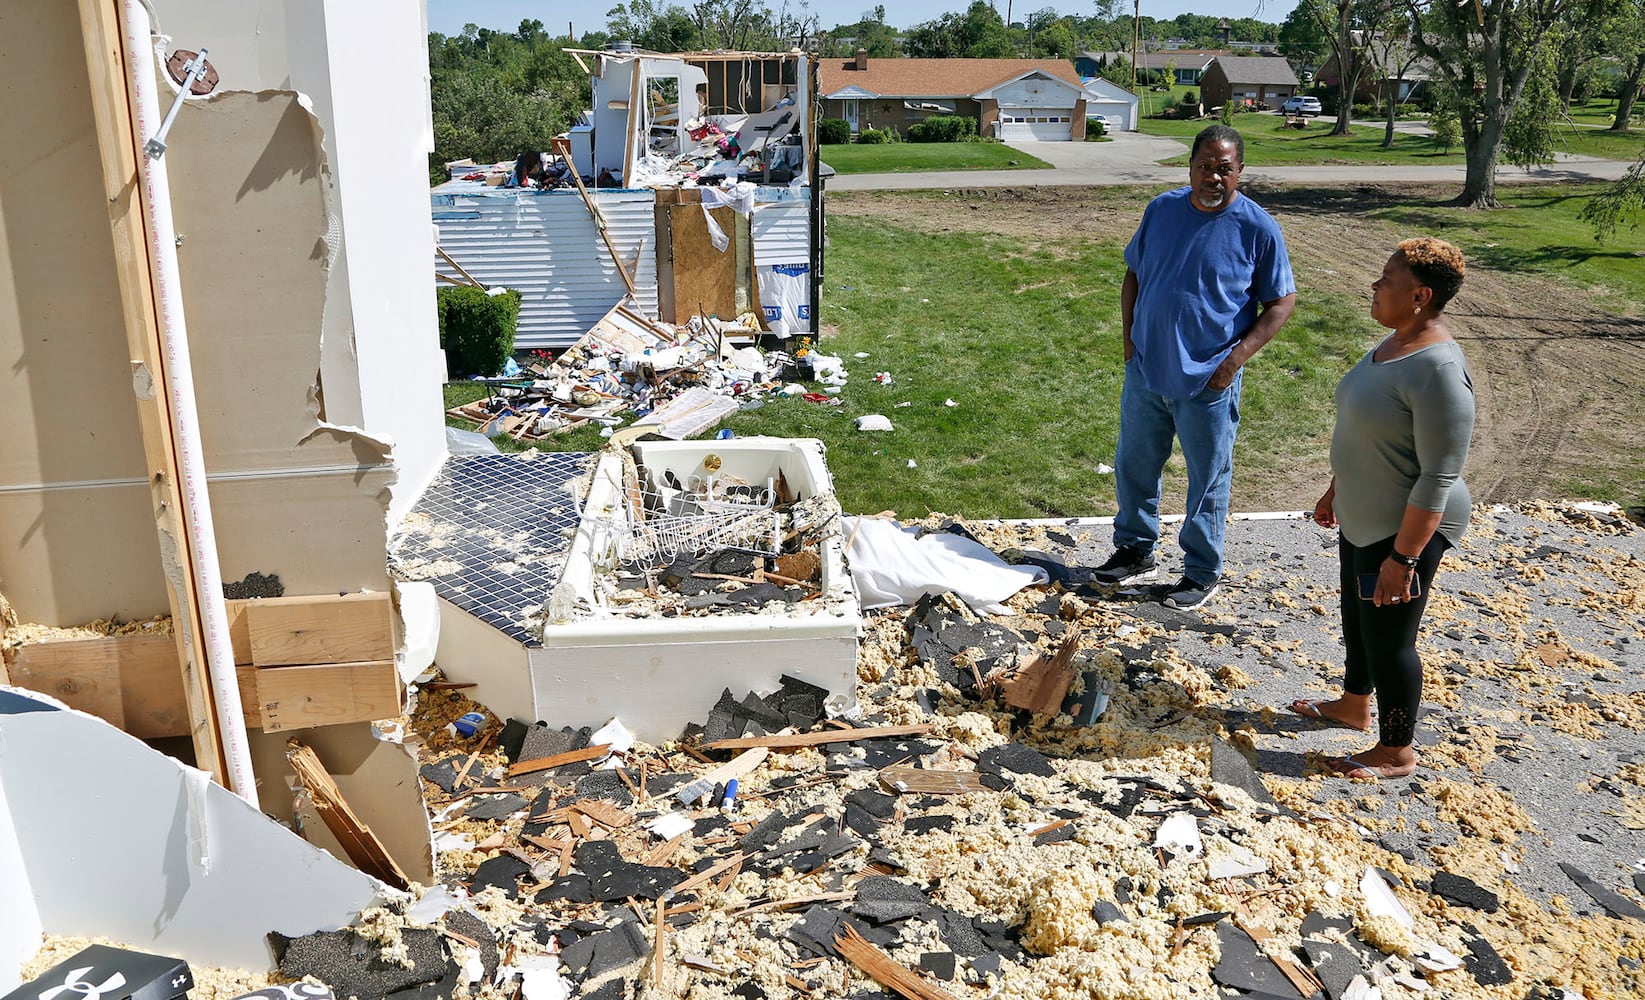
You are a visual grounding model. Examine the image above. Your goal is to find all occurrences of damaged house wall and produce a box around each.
[0,2,436,890]
[150,0,448,524]
[0,689,386,990]
[0,1,441,623]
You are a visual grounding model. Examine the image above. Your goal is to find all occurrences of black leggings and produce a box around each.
[1339,532,1450,748]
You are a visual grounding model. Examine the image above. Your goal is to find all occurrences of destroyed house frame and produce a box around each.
[434,49,826,351]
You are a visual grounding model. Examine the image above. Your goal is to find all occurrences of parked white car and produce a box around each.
[1281,95,1323,116]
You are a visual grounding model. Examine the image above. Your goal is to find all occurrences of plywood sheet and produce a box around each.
[662,203,740,322]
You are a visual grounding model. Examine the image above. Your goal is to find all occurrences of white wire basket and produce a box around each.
[617,472,780,566]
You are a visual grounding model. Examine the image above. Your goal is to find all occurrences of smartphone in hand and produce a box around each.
[1359,572,1422,602]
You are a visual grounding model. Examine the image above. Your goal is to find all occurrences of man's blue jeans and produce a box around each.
[1112,359,1242,584]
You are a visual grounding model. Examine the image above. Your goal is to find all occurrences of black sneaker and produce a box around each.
[1092,545,1158,585]
[1163,575,1221,610]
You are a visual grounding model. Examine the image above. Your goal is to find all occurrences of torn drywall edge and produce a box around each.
[0,686,386,973]
[396,581,440,686]
[0,735,43,995]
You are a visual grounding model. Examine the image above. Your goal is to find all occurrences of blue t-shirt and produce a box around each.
[1123,188,1295,399]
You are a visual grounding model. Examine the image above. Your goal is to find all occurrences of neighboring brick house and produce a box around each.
[1318,47,1436,104]
[819,51,1087,141]
[1199,55,1300,110]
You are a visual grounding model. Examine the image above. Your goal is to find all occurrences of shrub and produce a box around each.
[1182,91,1197,105]
[1428,104,1462,153]
[1085,117,1108,140]
[818,118,851,145]
[905,115,977,142]
[856,128,888,144]
[438,285,521,378]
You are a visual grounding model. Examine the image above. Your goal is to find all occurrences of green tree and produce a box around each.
[1403,0,1582,207]
[1501,45,1560,169]
[1278,3,1330,69]
[1579,149,1645,240]
[1605,0,1645,130]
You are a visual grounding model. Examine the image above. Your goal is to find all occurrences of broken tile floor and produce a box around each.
[290,501,1642,1000]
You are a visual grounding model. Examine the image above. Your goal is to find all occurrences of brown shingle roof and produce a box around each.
[818,58,1084,99]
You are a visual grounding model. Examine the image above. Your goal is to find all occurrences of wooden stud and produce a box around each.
[76,0,231,789]
[877,767,988,796]
[833,924,959,1000]
[999,631,1082,715]
[245,660,401,732]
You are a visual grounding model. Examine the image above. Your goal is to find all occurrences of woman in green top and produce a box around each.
[1292,238,1475,780]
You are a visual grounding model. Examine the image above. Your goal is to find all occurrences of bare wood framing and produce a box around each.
[244,592,395,667]
[624,63,642,188]
[436,245,485,289]
[76,0,229,787]
[877,766,989,796]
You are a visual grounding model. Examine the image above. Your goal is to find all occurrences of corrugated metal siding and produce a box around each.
[751,196,811,267]
[433,190,659,350]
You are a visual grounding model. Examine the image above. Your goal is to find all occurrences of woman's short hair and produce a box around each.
[1398,237,1466,311]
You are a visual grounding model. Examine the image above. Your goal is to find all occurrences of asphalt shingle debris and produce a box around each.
[371,505,1645,1000]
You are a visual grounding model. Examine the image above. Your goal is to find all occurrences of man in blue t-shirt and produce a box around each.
[1093,124,1297,610]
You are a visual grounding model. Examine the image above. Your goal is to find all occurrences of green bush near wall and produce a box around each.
[907,115,978,142]
[819,118,851,144]
[437,285,521,378]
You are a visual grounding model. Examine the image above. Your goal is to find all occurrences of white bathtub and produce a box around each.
[529,438,862,742]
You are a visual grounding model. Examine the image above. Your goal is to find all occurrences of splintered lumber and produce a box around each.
[571,798,633,829]
[286,741,412,891]
[877,766,988,796]
[999,631,1081,715]
[245,592,394,667]
[508,743,613,778]
[1238,919,1325,997]
[671,852,747,896]
[833,924,959,1000]
[704,724,934,752]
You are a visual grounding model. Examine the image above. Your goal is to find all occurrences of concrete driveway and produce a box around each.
[825,127,1632,191]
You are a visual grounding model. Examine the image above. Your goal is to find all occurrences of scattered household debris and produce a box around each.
[445,309,847,444]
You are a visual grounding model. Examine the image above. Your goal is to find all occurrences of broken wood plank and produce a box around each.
[507,743,613,778]
[286,741,412,890]
[570,798,633,829]
[244,660,401,732]
[833,924,959,1000]
[10,633,260,738]
[245,592,395,667]
[877,766,989,796]
[673,852,747,896]
[705,724,935,752]
[999,631,1081,715]
[1238,919,1325,998]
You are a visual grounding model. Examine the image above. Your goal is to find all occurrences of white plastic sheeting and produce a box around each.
[842,516,1049,615]
[433,190,660,350]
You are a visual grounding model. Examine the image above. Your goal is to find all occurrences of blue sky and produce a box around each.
[426,1,1289,37]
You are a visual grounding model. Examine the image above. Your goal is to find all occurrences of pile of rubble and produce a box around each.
[312,507,1642,1000]
[447,310,847,445]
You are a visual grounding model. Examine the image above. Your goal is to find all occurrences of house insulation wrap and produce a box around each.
[433,50,825,351]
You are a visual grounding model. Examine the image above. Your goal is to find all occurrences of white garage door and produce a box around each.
[999,107,1074,141]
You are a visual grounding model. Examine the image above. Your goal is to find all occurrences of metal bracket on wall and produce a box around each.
[144,47,213,159]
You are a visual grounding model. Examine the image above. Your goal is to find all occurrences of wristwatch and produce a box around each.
[1387,549,1419,569]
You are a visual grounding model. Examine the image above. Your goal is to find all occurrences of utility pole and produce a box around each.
[1132,0,1140,94]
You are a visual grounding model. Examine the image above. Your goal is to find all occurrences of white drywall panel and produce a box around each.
[0,737,43,994]
[0,688,383,971]
[153,0,449,523]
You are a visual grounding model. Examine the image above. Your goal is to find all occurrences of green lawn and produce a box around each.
[1145,114,1466,166]
[1366,183,1645,309]
[818,142,1051,175]
[443,181,1644,515]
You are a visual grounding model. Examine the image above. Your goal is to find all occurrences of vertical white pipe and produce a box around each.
[121,0,259,809]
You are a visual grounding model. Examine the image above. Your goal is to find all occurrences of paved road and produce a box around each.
[826,128,1633,191]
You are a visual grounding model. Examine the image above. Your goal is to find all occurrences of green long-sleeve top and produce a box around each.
[1329,339,1475,547]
